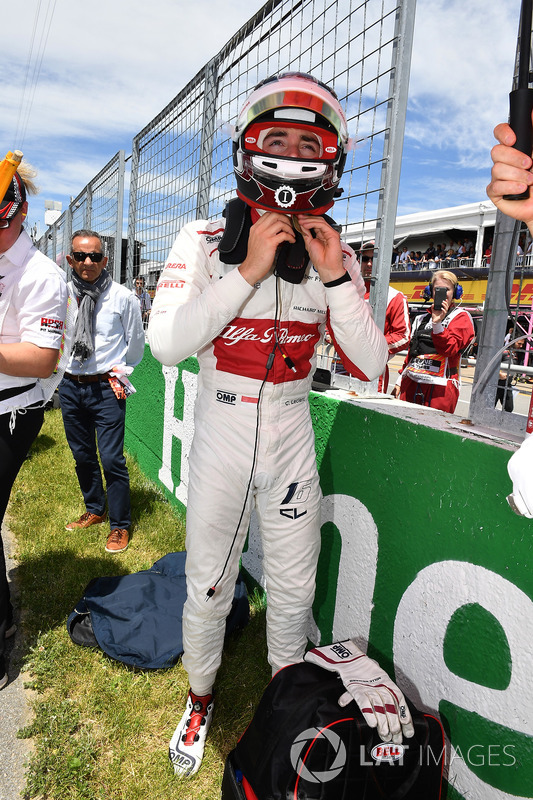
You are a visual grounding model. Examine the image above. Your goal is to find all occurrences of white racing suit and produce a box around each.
[148,216,388,694]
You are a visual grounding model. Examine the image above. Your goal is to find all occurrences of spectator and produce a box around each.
[391,246,400,268]
[347,241,410,392]
[59,230,145,554]
[0,164,69,690]
[398,246,410,269]
[134,275,152,323]
[394,270,475,412]
[148,72,401,779]
[424,241,436,260]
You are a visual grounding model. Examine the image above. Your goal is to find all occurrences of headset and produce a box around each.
[422,281,463,301]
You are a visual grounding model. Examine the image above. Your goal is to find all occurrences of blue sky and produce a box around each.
[0,0,522,236]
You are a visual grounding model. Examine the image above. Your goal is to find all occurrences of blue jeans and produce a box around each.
[59,379,131,529]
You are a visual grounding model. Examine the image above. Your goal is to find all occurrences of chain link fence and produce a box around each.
[126,0,415,302]
[36,151,125,281]
[35,0,533,437]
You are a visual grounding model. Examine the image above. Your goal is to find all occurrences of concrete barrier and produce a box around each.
[125,345,533,800]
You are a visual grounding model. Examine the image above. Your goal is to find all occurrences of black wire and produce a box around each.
[206,276,281,600]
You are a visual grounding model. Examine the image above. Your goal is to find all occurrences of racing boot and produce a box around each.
[169,690,214,777]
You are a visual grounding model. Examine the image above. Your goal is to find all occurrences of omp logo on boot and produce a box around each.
[169,751,194,771]
[290,726,346,783]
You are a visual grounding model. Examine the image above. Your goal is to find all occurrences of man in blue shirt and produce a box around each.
[59,229,145,553]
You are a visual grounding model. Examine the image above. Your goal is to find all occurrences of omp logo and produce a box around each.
[370,743,406,763]
[331,643,352,659]
[216,390,236,405]
[290,726,346,783]
[169,750,194,772]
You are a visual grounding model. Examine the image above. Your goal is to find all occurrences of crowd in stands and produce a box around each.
[391,239,480,270]
[390,232,533,271]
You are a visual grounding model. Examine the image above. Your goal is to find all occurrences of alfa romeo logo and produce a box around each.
[290,726,347,783]
[275,185,297,208]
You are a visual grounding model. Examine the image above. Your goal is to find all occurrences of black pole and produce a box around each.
[505,0,533,200]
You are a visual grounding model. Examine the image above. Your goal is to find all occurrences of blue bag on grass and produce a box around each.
[67,551,249,669]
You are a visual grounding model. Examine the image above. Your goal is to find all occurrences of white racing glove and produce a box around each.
[304,640,415,744]
[507,434,533,518]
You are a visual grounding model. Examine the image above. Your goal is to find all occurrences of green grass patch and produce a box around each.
[9,408,271,799]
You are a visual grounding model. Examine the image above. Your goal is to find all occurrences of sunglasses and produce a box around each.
[361,255,373,264]
[71,251,104,263]
[0,217,16,229]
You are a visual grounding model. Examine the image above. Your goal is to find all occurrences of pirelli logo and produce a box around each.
[157,279,185,290]
[216,390,236,405]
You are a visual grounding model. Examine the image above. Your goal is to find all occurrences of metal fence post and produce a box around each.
[469,210,525,435]
[126,139,140,290]
[197,60,219,221]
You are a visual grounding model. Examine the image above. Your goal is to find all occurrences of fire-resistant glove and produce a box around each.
[304,640,415,744]
[507,434,533,518]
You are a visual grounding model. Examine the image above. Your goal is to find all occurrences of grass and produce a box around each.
[7,408,271,799]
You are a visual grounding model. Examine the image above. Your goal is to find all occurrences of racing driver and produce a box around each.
[148,72,391,778]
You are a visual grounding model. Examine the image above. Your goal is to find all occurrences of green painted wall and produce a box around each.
[126,346,533,799]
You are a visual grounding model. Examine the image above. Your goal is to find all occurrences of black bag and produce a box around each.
[67,552,249,669]
[222,661,444,800]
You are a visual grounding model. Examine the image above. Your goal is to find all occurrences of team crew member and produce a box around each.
[396,270,474,413]
[346,240,410,391]
[148,73,409,778]
[0,165,68,690]
[59,230,144,554]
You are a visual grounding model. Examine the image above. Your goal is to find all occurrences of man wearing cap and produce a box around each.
[0,164,69,690]
[344,240,410,392]
[59,230,144,554]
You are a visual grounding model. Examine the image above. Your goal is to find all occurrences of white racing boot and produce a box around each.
[169,690,214,777]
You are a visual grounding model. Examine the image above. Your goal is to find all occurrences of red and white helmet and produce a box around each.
[232,72,351,215]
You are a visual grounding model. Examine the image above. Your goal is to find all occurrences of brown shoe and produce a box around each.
[66,511,107,531]
[105,528,129,553]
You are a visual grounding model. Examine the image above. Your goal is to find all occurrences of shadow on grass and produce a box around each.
[27,432,58,458]
[7,549,131,679]
[129,482,169,526]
